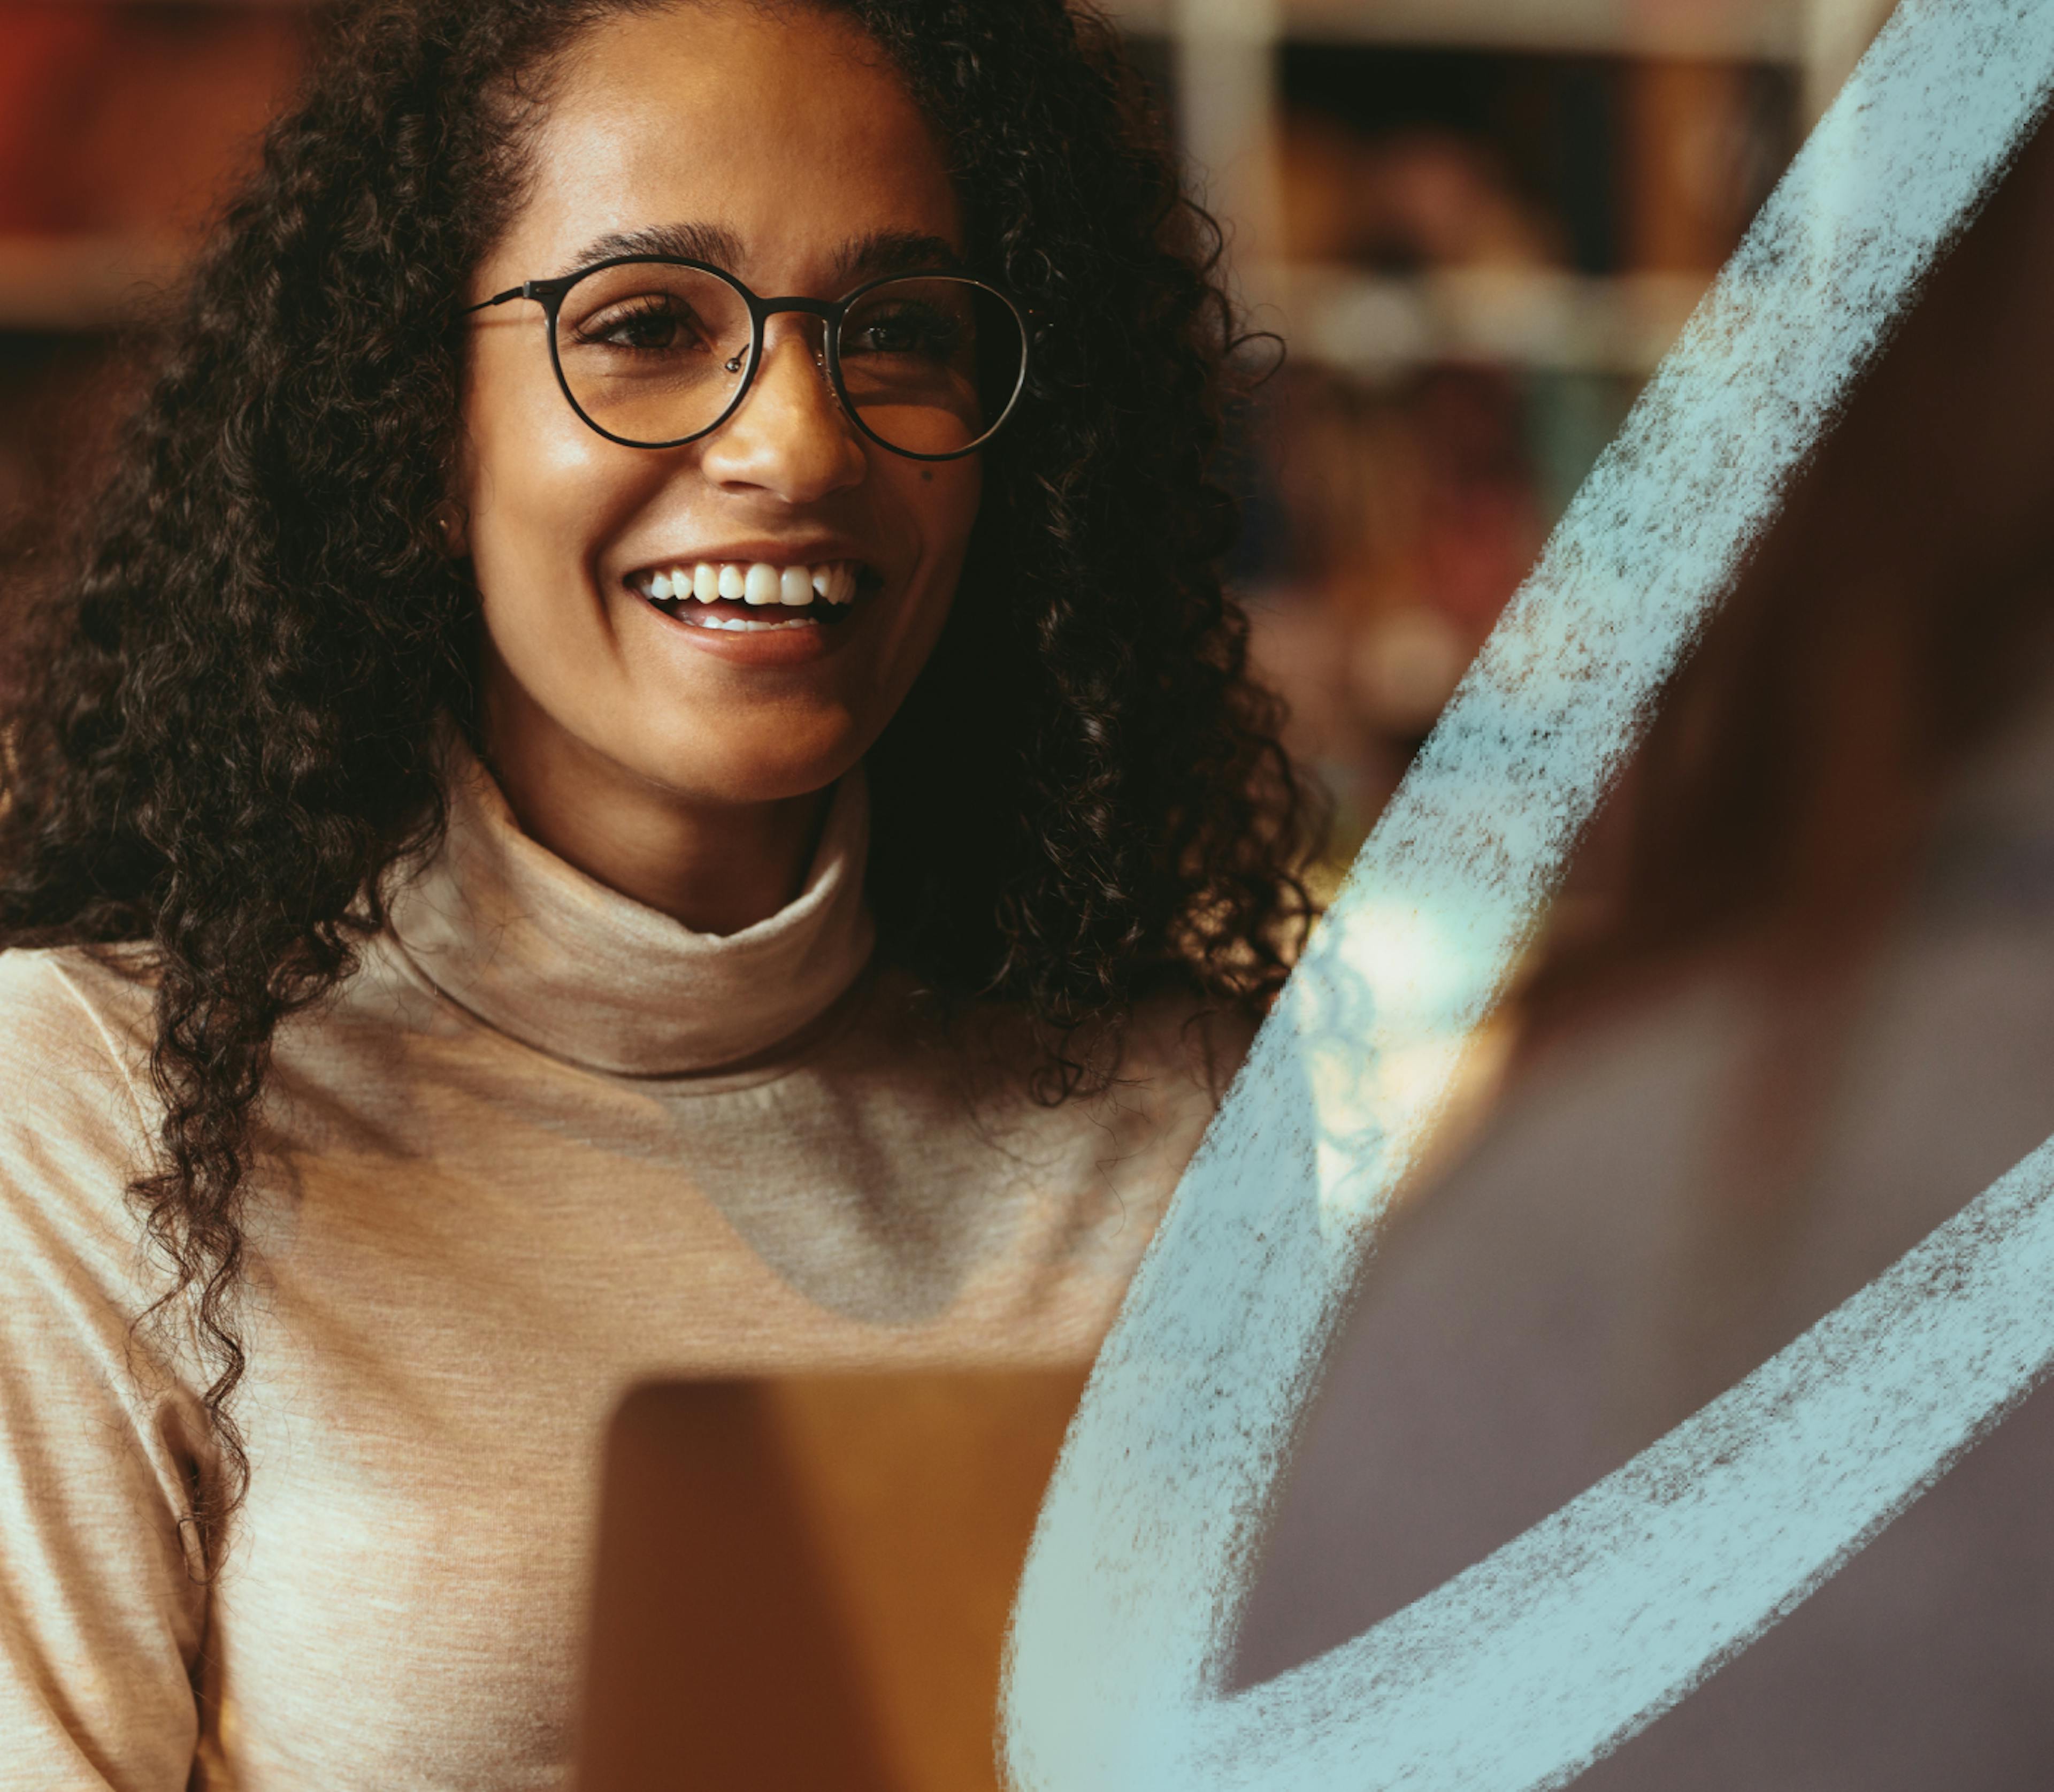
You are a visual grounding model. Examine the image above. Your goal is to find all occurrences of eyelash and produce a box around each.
[573,294,694,350]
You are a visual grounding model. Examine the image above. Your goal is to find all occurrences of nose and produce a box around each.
[696,320,868,502]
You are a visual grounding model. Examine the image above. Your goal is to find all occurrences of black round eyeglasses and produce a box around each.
[463,257,1031,462]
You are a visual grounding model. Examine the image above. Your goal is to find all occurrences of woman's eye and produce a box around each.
[576,298,698,351]
[848,307,962,358]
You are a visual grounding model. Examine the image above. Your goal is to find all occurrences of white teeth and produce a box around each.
[689,614,818,632]
[640,558,867,608]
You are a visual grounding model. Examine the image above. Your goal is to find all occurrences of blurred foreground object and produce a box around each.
[1237,68,2054,1790]
[578,1371,1084,1792]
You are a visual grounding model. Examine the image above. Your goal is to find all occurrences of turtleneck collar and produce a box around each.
[384,737,876,1077]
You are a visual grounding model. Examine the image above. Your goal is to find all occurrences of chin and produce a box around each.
[631,737,859,808]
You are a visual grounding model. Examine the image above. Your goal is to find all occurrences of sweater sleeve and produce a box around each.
[0,951,209,1792]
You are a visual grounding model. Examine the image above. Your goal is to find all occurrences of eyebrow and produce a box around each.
[557,223,967,286]
[561,221,747,276]
[832,229,967,282]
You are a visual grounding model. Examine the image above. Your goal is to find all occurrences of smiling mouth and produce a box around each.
[629,557,877,631]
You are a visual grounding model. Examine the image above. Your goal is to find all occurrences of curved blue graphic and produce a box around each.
[1003,4,2054,1787]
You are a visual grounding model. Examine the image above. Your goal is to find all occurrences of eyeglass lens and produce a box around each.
[551,265,1025,456]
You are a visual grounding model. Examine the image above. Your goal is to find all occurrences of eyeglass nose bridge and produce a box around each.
[751,295,842,323]
[723,294,842,378]
[719,298,873,450]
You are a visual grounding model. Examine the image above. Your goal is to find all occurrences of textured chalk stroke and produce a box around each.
[1003,4,2054,1789]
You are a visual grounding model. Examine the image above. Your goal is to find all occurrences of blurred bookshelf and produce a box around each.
[1109,0,1898,380]
[1101,0,1897,862]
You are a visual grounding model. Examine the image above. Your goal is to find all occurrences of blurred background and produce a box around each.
[1126,0,1835,859]
[8,0,2054,1784]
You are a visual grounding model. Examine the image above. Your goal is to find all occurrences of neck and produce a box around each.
[479,679,830,938]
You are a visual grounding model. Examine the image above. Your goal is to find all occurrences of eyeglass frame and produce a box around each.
[462,255,1032,463]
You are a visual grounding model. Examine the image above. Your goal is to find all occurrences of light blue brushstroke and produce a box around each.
[1003,3,2054,1788]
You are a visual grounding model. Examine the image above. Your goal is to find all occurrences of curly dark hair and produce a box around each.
[0,0,1321,1562]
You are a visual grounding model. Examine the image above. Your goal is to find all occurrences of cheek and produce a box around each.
[457,349,648,645]
[909,458,983,581]
[882,461,982,701]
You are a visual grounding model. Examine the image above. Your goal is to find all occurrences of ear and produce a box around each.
[430,499,470,558]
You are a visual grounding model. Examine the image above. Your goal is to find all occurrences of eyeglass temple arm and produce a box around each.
[462,282,538,315]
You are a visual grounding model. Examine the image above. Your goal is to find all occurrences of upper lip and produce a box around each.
[620,538,875,578]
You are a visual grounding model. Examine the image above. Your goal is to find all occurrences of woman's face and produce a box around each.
[458,2,978,811]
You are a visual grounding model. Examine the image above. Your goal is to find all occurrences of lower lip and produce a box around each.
[630,591,867,665]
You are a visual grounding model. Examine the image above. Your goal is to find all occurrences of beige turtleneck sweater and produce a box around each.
[0,746,1246,1790]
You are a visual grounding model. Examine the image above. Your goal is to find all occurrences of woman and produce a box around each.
[0,1,1318,1783]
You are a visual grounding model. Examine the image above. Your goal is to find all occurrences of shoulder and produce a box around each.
[0,946,178,1426]
[0,945,157,1221]
[1117,974,1261,1115]
[1043,983,1260,1291]
[1059,978,1258,1200]
[0,941,156,1098]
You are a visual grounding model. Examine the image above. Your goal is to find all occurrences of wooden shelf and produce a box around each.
[1256,264,1710,377]
[1104,0,1810,63]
